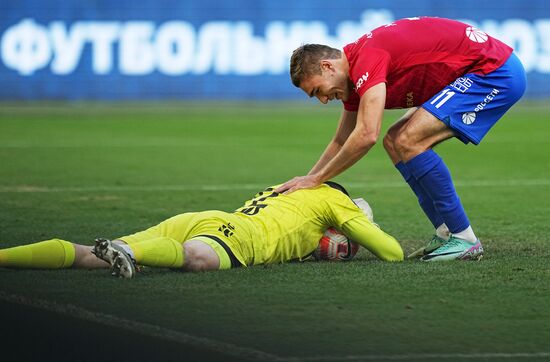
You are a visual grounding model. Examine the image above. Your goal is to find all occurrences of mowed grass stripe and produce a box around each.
[0,178,549,193]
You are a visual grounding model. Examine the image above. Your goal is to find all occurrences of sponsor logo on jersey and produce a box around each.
[218,222,235,237]
[475,88,500,112]
[466,26,488,43]
[462,112,476,125]
[355,72,369,90]
[354,32,372,44]
[450,77,474,93]
[406,92,414,107]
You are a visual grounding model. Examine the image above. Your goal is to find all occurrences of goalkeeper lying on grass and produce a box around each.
[0,182,403,278]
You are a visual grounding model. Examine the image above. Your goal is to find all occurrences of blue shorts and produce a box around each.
[422,53,526,145]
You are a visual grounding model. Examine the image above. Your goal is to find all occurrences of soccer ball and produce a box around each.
[313,227,360,261]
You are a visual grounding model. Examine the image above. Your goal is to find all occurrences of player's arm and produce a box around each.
[313,82,386,181]
[308,109,357,176]
[341,215,404,262]
[277,83,386,194]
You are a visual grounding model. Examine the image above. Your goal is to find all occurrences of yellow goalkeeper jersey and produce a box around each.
[230,183,365,265]
[120,183,403,267]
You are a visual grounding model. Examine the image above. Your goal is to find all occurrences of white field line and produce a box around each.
[1,291,549,361]
[0,179,549,193]
[0,291,284,362]
[1,138,549,148]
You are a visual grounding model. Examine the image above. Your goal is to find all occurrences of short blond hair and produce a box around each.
[289,44,341,87]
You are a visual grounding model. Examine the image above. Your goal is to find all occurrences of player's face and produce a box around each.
[300,61,351,104]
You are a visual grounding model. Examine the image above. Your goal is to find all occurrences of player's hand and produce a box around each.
[275,174,322,194]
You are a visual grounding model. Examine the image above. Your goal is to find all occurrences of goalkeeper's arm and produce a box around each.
[341,216,404,262]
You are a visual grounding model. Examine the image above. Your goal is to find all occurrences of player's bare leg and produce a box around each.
[0,239,112,269]
[383,108,452,257]
[392,108,455,162]
[92,237,221,278]
[390,108,482,261]
[182,239,220,272]
[383,107,418,164]
[72,243,110,268]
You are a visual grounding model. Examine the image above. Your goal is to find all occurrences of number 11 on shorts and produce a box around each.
[430,89,455,109]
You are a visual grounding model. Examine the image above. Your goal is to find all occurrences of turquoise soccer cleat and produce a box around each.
[407,235,448,259]
[421,236,484,261]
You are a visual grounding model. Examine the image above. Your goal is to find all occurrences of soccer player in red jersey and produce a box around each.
[277,17,526,261]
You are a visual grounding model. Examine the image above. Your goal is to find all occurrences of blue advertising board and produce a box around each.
[1,0,549,100]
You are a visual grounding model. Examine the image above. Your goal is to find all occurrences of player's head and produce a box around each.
[290,44,351,103]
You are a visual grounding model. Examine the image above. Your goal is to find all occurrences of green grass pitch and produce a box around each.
[0,101,549,361]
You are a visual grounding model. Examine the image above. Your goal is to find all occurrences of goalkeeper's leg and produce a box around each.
[0,239,109,269]
[107,212,238,273]
[93,237,226,278]
[124,237,229,271]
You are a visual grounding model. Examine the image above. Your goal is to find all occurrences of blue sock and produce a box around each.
[395,161,444,229]
[405,150,470,233]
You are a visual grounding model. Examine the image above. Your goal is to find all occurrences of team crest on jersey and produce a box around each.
[462,112,476,125]
[355,72,369,90]
[465,26,488,43]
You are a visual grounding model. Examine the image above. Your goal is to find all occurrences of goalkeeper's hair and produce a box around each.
[289,44,341,87]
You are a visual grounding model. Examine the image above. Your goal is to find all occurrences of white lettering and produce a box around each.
[264,21,298,74]
[193,22,232,75]
[355,72,369,90]
[119,22,155,75]
[450,77,474,93]
[155,21,195,75]
[87,22,120,74]
[336,10,394,44]
[497,19,537,72]
[361,10,394,31]
[49,21,87,75]
[264,21,334,74]
[535,20,550,73]
[232,22,266,75]
[1,18,51,75]
[475,88,500,112]
[2,12,550,79]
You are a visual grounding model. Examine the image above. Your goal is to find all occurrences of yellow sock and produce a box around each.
[0,239,75,269]
[127,237,184,268]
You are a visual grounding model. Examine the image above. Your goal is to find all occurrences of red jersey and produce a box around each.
[342,17,513,111]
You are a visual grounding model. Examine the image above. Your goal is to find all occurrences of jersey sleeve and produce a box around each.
[349,47,391,98]
[340,216,403,261]
[323,191,366,227]
[321,189,403,261]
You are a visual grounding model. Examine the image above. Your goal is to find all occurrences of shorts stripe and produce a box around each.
[193,234,243,268]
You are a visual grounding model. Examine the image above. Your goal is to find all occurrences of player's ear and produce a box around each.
[320,60,333,72]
